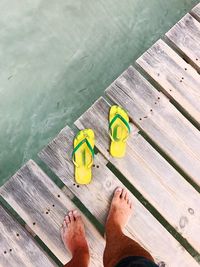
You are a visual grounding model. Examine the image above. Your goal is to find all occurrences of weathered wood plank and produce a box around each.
[39,124,199,266]
[75,96,200,254]
[0,206,57,267]
[106,66,200,188]
[0,160,104,267]
[191,3,200,21]
[39,128,111,223]
[165,13,200,70]
[136,39,200,125]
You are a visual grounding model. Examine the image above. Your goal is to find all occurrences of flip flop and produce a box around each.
[72,129,95,185]
[109,105,130,158]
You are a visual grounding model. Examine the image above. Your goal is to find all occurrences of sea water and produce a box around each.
[0,0,198,185]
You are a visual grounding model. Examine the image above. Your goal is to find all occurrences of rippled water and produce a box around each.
[0,0,198,185]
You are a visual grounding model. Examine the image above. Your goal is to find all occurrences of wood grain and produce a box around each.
[75,96,200,254]
[39,123,199,266]
[39,127,111,224]
[166,13,200,70]
[136,39,200,126]
[0,206,57,267]
[0,160,104,267]
[106,66,200,188]
[191,3,200,21]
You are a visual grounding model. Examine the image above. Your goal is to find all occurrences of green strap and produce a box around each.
[109,113,131,133]
[72,138,94,160]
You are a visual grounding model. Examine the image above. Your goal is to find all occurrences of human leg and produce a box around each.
[61,210,90,267]
[104,188,154,267]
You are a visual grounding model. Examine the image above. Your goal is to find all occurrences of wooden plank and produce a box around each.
[191,3,200,21]
[39,128,110,224]
[0,206,57,267]
[165,13,200,70]
[106,66,200,188]
[39,124,199,266]
[136,39,200,126]
[74,96,200,253]
[0,160,104,267]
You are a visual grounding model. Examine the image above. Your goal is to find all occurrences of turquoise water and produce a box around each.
[0,0,198,185]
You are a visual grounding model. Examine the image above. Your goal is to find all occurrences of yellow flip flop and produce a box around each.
[109,105,130,158]
[72,129,95,185]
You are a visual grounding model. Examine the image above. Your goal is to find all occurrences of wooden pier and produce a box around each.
[1,3,200,267]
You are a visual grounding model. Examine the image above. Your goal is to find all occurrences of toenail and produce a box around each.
[116,188,122,192]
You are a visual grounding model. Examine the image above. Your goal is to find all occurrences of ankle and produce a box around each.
[73,247,90,260]
[105,222,123,239]
[67,249,90,267]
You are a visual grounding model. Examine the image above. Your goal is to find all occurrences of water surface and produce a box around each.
[0,0,198,185]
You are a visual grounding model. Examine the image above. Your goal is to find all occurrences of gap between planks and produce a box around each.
[0,160,104,267]
[106,66,200,189]
[190,3,200,22]
[136,39,200,128]
[39,124,200,266]
[75,96,200,255]
[165,13,200,72]
[0,205,57,267]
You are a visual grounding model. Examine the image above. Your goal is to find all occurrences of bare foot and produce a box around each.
[106,187,133,232]
[61,210,89,257]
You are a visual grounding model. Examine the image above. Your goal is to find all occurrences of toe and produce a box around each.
[121,188,127,199]
[124,192,128,200]
[63,220,67,228]
[114,187,122,199]
[68,211,74,222]
[127,198,132,208]
[64,215,70,225]
[73,210,80,219]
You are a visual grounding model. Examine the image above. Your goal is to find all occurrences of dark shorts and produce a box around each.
[115,256,159,267]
